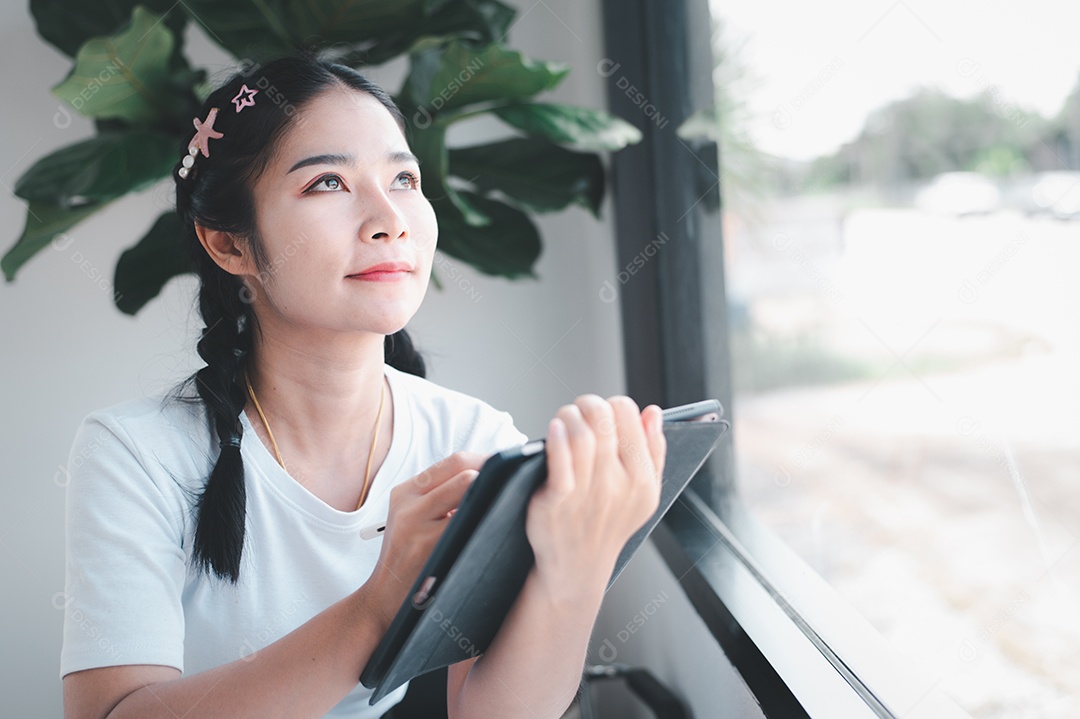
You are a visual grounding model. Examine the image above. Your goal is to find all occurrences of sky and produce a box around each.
[714,0,1080,160]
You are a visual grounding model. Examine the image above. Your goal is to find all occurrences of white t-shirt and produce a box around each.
[60,363,529,717]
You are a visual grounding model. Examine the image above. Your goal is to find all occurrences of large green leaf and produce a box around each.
[181,0,516,65]
[404,41,568,114]
[406,119,490,226]
[493,103,643,152]
[180,0,423,62]
[114,211,194,315]
[407,120,452,207]
[52,6,175,124]
[15,131,177,207]
[30,0,182,58]
[399,49,445,112]
[435,191,541,277]
[450,138,604,216]
[326,0,516,66]
[2,202,105,281]
[415,0,515,47]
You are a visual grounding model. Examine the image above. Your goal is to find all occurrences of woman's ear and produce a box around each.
[194,222,256,276]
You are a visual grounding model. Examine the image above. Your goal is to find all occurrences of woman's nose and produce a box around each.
[360,191,408,242]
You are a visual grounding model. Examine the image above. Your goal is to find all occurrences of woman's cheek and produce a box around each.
[408,215,436,255]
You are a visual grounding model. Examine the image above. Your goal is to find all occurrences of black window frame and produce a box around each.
[598,1,971,716]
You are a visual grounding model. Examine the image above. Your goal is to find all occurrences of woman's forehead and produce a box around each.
[279,88,406,157]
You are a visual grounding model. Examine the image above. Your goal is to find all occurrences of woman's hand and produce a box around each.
[525,395,667,602]
[447,397,665,718]
[366,451,486,633]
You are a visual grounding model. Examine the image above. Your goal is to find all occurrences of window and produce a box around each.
[713,3,1080,716]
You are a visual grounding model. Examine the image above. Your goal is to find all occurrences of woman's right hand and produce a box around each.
[365,451,487,633]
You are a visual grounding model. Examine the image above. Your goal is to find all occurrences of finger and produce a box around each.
[575,394,618,484]
[422,469,478,517]
[608,396,653,482]
[557,403,596,491]
[409,451,486,495]
[542,416,574,499]
[644,405,667,481]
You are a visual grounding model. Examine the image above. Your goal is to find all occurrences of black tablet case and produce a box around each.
[361,402,729,704]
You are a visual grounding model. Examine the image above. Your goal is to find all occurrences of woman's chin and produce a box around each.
[342,292,423,326]
[360,309,419,337]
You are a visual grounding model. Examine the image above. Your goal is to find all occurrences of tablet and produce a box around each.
[360,398,729,702]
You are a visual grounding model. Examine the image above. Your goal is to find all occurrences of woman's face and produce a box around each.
[245,87,437,338]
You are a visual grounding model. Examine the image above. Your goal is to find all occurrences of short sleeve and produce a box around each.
[490,410,530,452]
[59,412,189,678]
[451,399,530,457]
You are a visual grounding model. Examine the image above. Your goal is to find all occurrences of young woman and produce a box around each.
[60,52,666,719]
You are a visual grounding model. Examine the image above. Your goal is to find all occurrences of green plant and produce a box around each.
[7,0,641,314]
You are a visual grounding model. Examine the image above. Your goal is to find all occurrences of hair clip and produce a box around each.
[178,108,224,180]
[232,84,258,113]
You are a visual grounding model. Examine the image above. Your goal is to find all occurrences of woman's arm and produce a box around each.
[64,584,387,719]
[65,451,487,719]
[446,565,611,719]
[447,395,667,719]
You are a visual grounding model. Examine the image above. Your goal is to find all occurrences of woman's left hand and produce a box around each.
[524,395,667,600]
[447,396,666,717]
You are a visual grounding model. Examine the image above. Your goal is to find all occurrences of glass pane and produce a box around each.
[709,2,1080,716]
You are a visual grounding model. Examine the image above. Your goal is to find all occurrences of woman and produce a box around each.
[60,52,666,719]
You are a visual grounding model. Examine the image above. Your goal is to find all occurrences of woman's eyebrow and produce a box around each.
[287,151,420,175]
[387,150,421,166]
[287,153,352,174]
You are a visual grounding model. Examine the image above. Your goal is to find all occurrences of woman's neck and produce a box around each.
[242,328,389,473]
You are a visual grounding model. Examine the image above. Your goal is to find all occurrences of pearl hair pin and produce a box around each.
[178,84,257,180]
[178,107,224,180]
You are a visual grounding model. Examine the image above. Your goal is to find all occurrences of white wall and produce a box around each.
[0,2,757,717]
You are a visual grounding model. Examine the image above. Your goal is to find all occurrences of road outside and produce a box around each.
[727,197,1080,717]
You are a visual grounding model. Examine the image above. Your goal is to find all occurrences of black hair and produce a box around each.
[167,50,426,583]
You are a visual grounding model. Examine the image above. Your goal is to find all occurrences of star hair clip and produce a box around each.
[177,84,259,180]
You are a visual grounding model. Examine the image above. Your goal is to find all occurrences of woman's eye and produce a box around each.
[395,172,420,190]
[307,174,344,192]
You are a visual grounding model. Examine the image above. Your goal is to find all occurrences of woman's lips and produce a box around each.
[346,261,414,281]
[346,270,410,282]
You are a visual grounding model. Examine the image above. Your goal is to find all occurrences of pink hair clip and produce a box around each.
[232,84,258,113]
[178,108,224,180]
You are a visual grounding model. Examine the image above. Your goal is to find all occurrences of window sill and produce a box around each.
[653,490,972,719]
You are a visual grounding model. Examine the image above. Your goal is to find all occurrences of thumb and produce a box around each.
[644,405,667,480]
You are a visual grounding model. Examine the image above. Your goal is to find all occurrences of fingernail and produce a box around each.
[551,417,566,440]
[412,575,436,608]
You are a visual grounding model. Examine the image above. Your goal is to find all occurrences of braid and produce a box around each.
[385,328,426,378]
[190,271,254,583]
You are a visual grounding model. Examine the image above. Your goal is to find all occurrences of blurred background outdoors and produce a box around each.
[710,1,1080,716]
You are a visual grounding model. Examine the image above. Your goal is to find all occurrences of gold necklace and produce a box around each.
[243,369,386,510]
